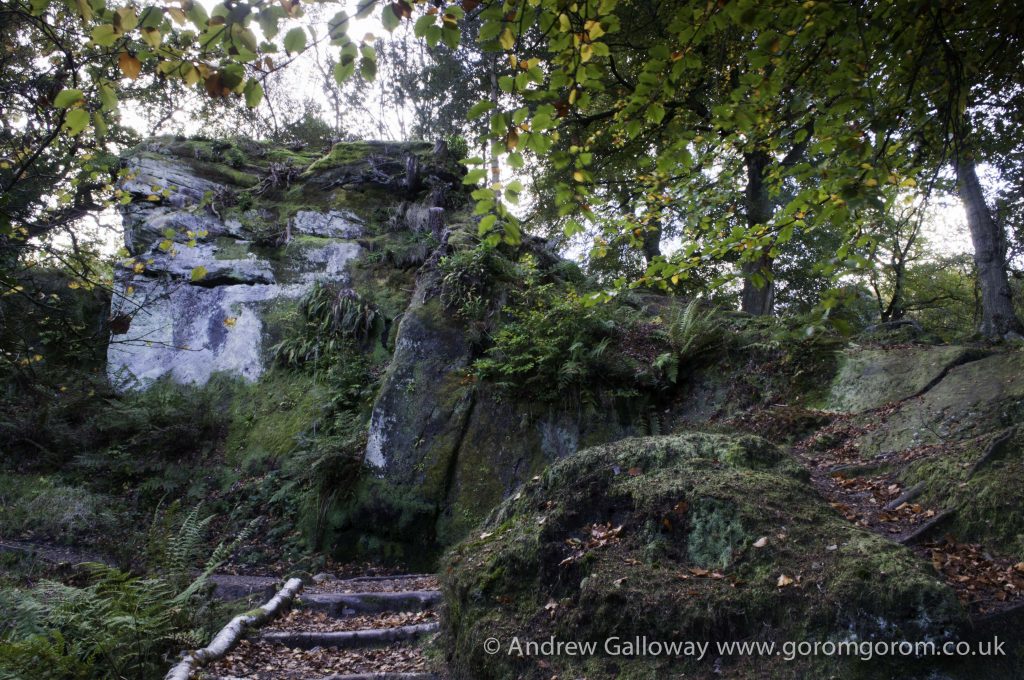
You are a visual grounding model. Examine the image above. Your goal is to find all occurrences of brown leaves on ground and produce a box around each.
[262,609,437,634]
[826,472,936,532]
[203,640,429,679]
[559,522,623,566]
[924,539,1024,614]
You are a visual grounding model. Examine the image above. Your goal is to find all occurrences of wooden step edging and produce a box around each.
[211,674,436,680]
[260,621,440,650]
[164,577,304,680]
[300,590,442,616]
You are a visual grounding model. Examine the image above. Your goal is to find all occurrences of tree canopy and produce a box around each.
[1,0,1022,335]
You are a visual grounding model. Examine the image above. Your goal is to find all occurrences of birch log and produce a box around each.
[164,577,304,680]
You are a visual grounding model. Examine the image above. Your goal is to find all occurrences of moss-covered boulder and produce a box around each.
[441,433,968,679]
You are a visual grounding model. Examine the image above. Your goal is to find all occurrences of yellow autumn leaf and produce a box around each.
[223,316,238,328]
[499,27,515,51]
[777,574,794,587]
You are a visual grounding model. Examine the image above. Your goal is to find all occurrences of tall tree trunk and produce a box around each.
[641,223,662,265]
[741,150,775,316]
[956,157,1024,339]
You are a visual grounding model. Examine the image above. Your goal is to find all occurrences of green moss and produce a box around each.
[213,237,251,260]
[685,498,748,569]
[0,474,118,544]
[901,431,1024,559]
[224,369,330,465]
[303,141,375,174]
[263,147,321,167]
[825,345,976,413]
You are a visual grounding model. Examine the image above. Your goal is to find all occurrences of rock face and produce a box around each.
[364,265,637,545]
[106,138,446,390]
[858,352,1024,454]
[825,345,984,413]
[107,137,655,551]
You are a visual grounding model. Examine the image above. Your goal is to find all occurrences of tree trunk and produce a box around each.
[641,223,662,264]
[956,157,1024,339]
[741,150,775,316]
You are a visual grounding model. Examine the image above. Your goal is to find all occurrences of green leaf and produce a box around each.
[413,14,435,36]
[463,168,487,185]
[63,108,90,135]
[381,4,399,31]
[467,100,495,120]
[98,83,118,111]
[93,111,108,138]
[333,60,355,84]
[187,1,208,25]
[283,27,306,54]
[355,0,376,19]
[647,102,666,124]
[244,79,264,107]
[138,6,164,28]
[479,214,498,232]
[328,11,350,40]
[477,20,502,42]
[115,6,138,31]
[140,27,162,48]
[425,25,442,47]
[91,24,118,47]
[53,89,84,108]
[221,63,245,90]
[360,56,377,80]
[441,26,460,49]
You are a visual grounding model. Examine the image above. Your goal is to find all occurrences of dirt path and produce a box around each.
[196,573,442,679]
[786,408,1024,619]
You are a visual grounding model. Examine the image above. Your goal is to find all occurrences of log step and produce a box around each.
[260,622,440,650]
[300,590,442,617]
[311,674,436,680]
[213,674,435,680]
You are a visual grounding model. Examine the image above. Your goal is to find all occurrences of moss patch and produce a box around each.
[224,370,330,466]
